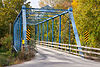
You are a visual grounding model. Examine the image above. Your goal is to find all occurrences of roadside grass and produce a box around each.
[0,46,36,67]
[0,47,14,67]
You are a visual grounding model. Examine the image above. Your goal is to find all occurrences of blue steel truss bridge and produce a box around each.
[12,5,100,67]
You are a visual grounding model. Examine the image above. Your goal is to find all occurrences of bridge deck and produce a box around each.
[10,45,100,67]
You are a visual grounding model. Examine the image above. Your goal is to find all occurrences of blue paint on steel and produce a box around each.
[13,6,82,55]
[59,16,61,43]
[35,11,68,25]
[35,25,37,36]
[42,23,44,41]
[24,8,68,11]
[20,15,22,49]
[18,18,19,49]
[35,25,38,41]
[68,7,83,55]
[26,12,59,15]
[47,21,48,42]
[68,7,73,12]
[69,19,71,52]
[52,18,54,43]
[27,18,51,20]
[14,13,23,51]
[22,5,27,45]
[14,11,22,25]
[39,24,41,41]
[33,11,61,13]
[26,16,50,19]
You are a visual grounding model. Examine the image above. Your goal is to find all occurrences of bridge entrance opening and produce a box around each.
[13,5,82,55]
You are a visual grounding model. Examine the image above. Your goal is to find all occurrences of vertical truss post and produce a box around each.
[16,20,18,49]
[47,21,48,42]
[17,17,20,50]
[39,24,41,42]
[42,23,44,41]
[52,18,54,45]
[35,25,37,40]
[68,7,83,55]
[35,25,37,46]
[59,15,61,44]
[22,5,27,46]
[20,14,22,49]
[69,19,71,52]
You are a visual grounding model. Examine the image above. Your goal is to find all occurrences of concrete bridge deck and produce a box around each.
[10,45,100,67]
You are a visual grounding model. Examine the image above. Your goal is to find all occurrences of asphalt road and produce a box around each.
[9,45,100,67]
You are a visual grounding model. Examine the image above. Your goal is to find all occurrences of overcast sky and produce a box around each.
[27,0,40,8]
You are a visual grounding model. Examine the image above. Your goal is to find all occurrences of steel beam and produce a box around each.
[59,16,61,43]
[39,24,41,41]
[68,7,83,55]
[42,23,44,41]
[22,5,27,46]
[52,18,54,43]
[47,21,48,42]
[20,15,22,49]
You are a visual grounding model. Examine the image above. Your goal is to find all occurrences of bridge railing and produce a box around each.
[13,11,22,51]
[36,41,100,59]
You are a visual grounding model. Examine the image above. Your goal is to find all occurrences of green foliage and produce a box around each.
[0,0,30,38]
[0,34,12,50]
[0,46,14,66]
[0,55,10,66]
[39,0,100,48]
[73,0,100,47]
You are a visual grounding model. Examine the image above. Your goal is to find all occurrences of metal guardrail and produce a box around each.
[36,41,100,58]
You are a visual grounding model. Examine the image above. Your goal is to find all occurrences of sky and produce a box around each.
[27,0,40,8]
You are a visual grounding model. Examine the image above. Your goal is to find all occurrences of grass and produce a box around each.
[0,47,13,67]
[0,46,36,67]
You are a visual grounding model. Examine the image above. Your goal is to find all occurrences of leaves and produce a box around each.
[0,0,30,38]
[73,0,100,47]
[39,0,100,47]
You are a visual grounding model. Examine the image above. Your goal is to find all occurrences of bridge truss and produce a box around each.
[13,5,82,54]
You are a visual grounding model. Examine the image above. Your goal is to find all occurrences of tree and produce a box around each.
[72,0,100,47]
[39,0,100,47]
[0,0,30,38]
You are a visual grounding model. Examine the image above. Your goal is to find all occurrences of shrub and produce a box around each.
[0,55,10,66]
[0,34,12,50]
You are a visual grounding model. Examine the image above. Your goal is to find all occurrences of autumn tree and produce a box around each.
[72,0,100,47]
[39,0,100,48]
[0,0,30,38]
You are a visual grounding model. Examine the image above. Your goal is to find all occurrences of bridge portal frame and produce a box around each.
[13,5,82,55]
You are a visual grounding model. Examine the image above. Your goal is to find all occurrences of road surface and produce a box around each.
[10,45,100,67]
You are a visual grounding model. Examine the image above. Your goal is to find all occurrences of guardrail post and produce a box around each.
[22,5,27,47]
[68,7,83,55]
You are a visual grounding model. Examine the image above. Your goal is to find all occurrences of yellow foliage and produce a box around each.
[72,0,78,8]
